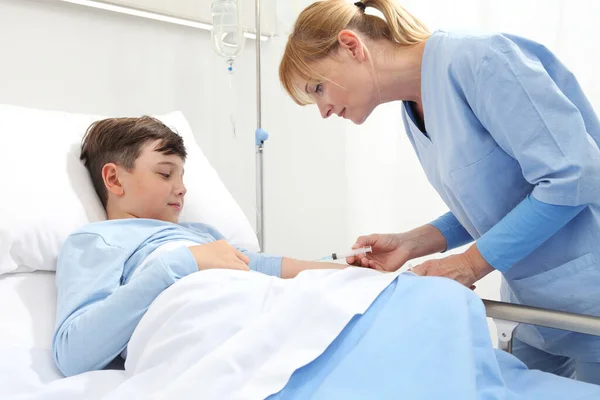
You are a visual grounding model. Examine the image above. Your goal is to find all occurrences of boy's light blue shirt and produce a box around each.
[52,218,282,377]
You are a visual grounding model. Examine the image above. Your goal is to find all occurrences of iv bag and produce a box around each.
[211,0,245,73]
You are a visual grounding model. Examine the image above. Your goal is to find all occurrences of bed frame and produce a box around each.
[484,300,600,353]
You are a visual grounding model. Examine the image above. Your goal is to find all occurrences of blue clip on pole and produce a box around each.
[255,128,269,145]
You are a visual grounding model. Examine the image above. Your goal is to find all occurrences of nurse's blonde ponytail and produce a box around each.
[279,0,429,105]
[361,0,430,45]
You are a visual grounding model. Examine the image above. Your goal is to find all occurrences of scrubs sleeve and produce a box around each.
[469,36,600,206]
[477,195,585,272]
[429,212,473,252]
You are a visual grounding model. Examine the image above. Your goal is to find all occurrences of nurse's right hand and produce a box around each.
[347,233,412,272]
[347,225,448,272]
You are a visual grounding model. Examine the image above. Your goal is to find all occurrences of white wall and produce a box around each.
[261,37,348,258]
[0,0,349,260]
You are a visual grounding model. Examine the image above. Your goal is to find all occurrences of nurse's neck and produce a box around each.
[371,39,426,110]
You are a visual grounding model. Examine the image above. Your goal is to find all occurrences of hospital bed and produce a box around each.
[2,104,600,399]
[484,300,600,353]
[0,104,265,396]
[3,272,600,395]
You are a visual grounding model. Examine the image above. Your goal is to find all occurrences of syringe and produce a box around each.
[317,246,373,262]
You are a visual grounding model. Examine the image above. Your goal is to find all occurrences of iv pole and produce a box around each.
[254,0,268,251]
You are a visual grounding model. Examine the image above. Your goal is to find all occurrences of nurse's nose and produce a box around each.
[317,102,333,119]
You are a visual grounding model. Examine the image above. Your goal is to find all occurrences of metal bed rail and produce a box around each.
[483,299,600,353]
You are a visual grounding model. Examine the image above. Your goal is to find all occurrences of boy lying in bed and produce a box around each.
[52,116,349,377]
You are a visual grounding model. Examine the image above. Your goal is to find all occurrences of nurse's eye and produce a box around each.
[159,172,171,179]
[315,83,323,94]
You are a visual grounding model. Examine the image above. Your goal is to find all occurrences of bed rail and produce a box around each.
[483,299,600,353]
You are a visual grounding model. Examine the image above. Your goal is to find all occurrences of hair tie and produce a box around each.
[354,1,366,12]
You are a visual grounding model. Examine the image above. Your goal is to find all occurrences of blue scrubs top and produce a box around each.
[403,30,600,361]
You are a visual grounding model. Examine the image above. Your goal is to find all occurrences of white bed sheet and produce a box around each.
[0,266,399,399]
[0,271,56,348]
[0,272,64,396]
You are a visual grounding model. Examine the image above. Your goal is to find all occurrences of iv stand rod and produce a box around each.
[255,0,265,251]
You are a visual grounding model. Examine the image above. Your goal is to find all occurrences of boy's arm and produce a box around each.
[198,224,350,279]
[281,258,347,279]
[53,233,197,377]
[238,248,348,279]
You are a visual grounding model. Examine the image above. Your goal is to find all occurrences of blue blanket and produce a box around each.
[269,274,600,399]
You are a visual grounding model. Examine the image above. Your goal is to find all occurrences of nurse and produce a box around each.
[279,0,600,385]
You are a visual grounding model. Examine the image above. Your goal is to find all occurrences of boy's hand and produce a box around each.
[188,240,250,272]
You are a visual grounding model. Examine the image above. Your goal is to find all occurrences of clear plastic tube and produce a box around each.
[212,0,243,139]
[228,73,236,138]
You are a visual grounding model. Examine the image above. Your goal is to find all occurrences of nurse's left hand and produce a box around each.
[411,244,495,288]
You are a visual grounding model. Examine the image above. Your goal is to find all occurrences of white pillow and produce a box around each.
[0,104,259,275]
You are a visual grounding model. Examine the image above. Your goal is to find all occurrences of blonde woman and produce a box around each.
[279,0,600,385]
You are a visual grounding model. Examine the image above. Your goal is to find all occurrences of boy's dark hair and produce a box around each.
[80,116,187,208]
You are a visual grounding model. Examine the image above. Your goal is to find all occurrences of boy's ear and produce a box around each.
[102,163,125,197]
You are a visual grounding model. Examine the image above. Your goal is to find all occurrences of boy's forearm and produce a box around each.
[281,257,347,279]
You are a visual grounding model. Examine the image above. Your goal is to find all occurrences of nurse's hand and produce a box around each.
[411,244,494,288]
[347,233,411,272]
[347,225,448,272]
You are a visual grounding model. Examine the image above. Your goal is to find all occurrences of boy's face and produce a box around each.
[107,140,186,223]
